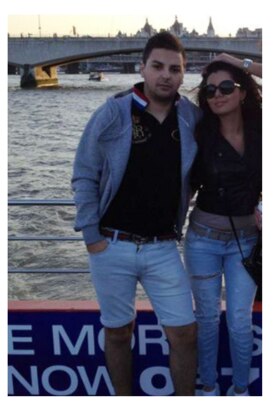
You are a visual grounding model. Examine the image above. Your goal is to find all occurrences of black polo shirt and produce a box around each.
[100,83,181,236]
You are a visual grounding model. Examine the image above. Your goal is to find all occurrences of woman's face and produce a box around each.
[205,70,246,117]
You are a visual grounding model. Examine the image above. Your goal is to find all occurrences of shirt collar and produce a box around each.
[132,82,181,111]
[132,83,149,110]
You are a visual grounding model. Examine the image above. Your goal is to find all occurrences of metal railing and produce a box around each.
[8,199,88,274]
[8,198,196,275]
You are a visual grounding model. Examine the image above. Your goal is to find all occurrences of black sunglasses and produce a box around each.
[203,80,241,99]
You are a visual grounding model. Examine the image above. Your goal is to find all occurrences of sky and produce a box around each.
[6,0,263,38]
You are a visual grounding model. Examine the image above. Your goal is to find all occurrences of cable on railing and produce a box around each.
[9,268,89,274]
[8,199,87,274]
[8,199,75,206]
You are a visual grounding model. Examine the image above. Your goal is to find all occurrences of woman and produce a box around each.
[184,60,262,396]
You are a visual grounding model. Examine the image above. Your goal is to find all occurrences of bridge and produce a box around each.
[8,36,262,88]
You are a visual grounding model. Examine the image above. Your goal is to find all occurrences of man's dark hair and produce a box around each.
[142,31,186,64]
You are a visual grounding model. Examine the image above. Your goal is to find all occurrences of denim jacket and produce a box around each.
[72,90,201,244]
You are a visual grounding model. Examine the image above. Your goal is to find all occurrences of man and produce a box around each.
[72,32,201,396]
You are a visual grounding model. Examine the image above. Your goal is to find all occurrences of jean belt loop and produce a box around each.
[112,230,119,244]
[153,236,158,243]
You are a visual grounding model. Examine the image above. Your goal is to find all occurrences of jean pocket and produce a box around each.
[88,238,112,257]
[242,234,258,246]
[186,227,202,242]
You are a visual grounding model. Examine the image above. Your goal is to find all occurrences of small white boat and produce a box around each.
[89,72,106,81]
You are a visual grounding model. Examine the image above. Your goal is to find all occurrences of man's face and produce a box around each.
[140,48,185,104]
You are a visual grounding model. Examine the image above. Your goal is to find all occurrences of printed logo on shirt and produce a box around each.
[132,115,152,144]
[132,124,152,144]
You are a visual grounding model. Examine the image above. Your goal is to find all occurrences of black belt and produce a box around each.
[100,228,177,245]
[190,221,258,242]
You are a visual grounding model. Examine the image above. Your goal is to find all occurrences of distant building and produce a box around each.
[133,17,261,39]
[207,17,215,37]
[116,30,127,38]
[236,27,262,38]
[135,19,157,37]
[169,16,188,37]
[189,29,199,37]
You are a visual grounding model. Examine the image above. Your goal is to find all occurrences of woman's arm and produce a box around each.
[212,53,262,78]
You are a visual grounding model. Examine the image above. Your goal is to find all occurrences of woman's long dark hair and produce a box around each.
[197,61,262,128]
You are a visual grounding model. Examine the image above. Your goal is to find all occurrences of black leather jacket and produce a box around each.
[191,120,262,216]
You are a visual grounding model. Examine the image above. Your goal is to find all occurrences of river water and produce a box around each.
[8,72,201,300]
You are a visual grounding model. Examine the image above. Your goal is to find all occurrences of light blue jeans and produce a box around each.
[184,224,257,390]
[89,238,195,328]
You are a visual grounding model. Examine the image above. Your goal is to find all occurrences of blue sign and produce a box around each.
[8,308,262,396]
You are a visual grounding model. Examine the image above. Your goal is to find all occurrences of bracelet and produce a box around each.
[243,58,253,72]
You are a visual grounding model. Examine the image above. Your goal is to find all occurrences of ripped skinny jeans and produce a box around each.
[184,224,257,390]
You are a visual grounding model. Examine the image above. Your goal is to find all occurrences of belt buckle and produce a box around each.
[131,234,149,245]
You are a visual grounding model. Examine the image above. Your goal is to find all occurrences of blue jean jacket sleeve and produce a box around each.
[72,105,108,245]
